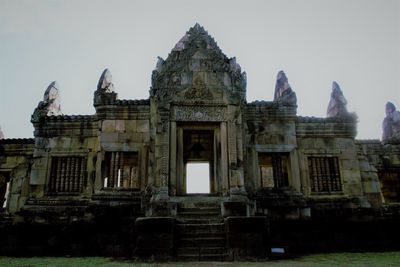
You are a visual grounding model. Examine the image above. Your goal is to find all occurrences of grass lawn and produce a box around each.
[1,252,400,267]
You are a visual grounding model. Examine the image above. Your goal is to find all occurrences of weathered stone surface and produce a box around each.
[382,101,400,143]
[150,23,247,104]
[274,70,297,106]
[97,68,114,92]
[31,81,62,121]
[94,69,118,107]
[226,217,268,260]
[327,81,347,117]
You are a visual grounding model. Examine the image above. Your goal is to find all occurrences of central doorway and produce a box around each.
[176,127,217,195]
[186,162,210,193]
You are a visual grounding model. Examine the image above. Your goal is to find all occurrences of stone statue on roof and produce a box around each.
[382,101,400,144]
[274,70,297,106]
[327,81,349,118]
[32,81,62,121]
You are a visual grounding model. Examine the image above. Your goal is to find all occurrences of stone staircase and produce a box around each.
[174,198,230,261]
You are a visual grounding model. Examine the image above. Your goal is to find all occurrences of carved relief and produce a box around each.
[169,72,181,85]
[184,76,213,100]
[174,106,225,121]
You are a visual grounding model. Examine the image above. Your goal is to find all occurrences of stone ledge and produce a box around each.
[0,138,34,144]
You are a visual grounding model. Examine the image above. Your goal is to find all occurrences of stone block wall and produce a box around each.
[295,117,364,202]
[30,115,98,199]
[357,140,400,203]
[0,139,34,213]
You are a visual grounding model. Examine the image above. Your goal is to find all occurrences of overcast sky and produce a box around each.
[0,0,399,139]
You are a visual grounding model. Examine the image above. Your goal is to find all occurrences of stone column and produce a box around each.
[177,128,184,194]
[236,122,245,188]
[298,151,310,196]
[169,121,177,196]
[154,111,170,200]
[29,140,49,198]
[220,122,229,194]
[289,149,301,192]
[228,121,239,189]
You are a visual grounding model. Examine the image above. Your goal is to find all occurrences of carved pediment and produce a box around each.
[150,23,246,104]
[184,76,213,100]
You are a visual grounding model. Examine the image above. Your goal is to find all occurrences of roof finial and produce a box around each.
[97,68,114,92]
[382,101,400,143]
[0,126,4,139]
[327,81,348,118]
[274,70,297,106]
[194,22,201,29]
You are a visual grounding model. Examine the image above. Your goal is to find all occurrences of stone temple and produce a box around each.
[1,24,400,260]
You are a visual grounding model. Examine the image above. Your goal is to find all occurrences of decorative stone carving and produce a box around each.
[173,34,189,51]
[274,71,297,106]
[174,106,225,121]
[0,126,4,139]
[32,81,62,121]
[382,102,400,143]
[184,76,213,100]
[229,57,241,74]
[97,68,114,92]
[150,23,246,104]
[94,69,117,106]
[155,57,165,73]
[327,81,349,118]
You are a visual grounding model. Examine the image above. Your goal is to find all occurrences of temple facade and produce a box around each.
[1,24,400,260]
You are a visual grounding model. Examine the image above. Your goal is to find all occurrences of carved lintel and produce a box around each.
[173,106,225,121]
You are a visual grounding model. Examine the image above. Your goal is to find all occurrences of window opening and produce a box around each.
[258,153,289,188]
[104,152,139,189]
[308,157,342,193]
[48,156,87,193]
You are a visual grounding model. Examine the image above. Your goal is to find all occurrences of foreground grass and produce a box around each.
[1,251,400,267]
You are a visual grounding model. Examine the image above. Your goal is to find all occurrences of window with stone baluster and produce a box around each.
[103,152,139,189]
[258,153,289,188]
[48,156,87,193]
[308,157,342,193]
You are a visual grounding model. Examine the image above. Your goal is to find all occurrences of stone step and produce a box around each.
[178,210,220,216]
[176,218,223,224]
[176,253,231,261]
[178,206,219,211]
[177,214,220,220]
[176,246,228,255]
[0,215,14,226]
[178,207,221,213]
[178,232,226,239]
[177,236,227,247]
[176,223,225,233]
[178,206,220,211]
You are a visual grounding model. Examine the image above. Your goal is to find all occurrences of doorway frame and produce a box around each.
[170,122,224,196]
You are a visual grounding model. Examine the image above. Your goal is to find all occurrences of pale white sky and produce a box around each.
[0,0,399,139]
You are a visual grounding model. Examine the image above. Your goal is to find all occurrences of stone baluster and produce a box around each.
[79,158,85,191]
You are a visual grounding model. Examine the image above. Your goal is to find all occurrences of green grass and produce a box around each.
[1,252,400,267]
